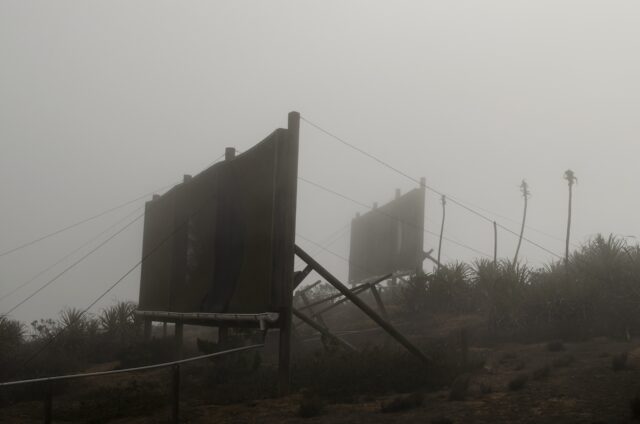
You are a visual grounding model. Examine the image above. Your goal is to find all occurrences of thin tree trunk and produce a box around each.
[513,194,527,264]
[437,195,446,272]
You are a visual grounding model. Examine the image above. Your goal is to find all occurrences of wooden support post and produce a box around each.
[369,284,388,320]
[225,147,236,161]
[295,245,431,366]
[300,291,328,328]
[423,249,442,268]
[493,220,498,266]
[276,111,300,396]
[297,274,391,313]
[218,326,228,346]
[305,284,371,321]
[293,309,357,352]
[143,319,152,340]
[174,322,184,360]
[437,195,446,271]
[298,279,322,294]
[293,265,312,290]
[171,364,180,424]
[43,382,52,424]
[163,322,168,338]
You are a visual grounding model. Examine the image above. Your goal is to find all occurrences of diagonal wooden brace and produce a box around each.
[295,244,431,366]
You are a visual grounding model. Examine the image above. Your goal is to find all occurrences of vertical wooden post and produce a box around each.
[437,195,446,272]
[163,322,168,338]
[171,364,180,424]
[417,177,427,276]
[175,322,184,360]
[369,285,388,320]
[43,382,52,424]
[218,326,228,346]
[300,292,327,328]
[493,221,498,266]
[143,319,152,341]
[225,147,236,161]
[276,111,300,396]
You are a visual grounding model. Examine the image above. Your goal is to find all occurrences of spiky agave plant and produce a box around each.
[476,259,530,331]
[428,262,472,312]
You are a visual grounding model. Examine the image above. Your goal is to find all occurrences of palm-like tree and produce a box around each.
[513,180,530,264]
[564,170,577,268]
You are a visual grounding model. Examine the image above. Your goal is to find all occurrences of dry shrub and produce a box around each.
[381,392,424,413]
[508,373,528,391]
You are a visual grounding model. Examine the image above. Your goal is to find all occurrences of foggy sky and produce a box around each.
[2,1,639,324]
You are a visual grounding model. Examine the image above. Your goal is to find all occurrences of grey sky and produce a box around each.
[1,1,639,323]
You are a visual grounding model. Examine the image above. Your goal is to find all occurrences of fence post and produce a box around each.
[143,319,152,340]
[43,381,52,424]
[171,364,180,423]
[175,322,184,360]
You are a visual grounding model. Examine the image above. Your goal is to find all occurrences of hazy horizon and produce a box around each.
[2,1,639,324]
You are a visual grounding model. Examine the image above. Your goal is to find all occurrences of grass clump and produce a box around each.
[380,392,424,413]
[297,391,326,418]
[532,365,550,380]
[448,374,470,401]
[612,352,628,371]
[552,354,575,368]
[508,373,528,391]
[546,340,565,352]
[432,417,453,424]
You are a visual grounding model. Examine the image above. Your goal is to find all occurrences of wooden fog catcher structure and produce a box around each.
[348,181,429,285]
[136,111,429,396]
[136,112,299,394]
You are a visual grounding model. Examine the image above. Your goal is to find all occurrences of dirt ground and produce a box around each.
[188,337,640,424]
[3,337,640,423]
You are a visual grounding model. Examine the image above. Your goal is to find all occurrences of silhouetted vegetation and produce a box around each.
[398,234,640,342]
[380,392,423,413]
[297,390,326,418]
[612,352,628,371]
[547,340,565,352]
[508,373,528,391]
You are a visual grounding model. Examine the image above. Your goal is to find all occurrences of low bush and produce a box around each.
[297,391,326,418]
[612,352,628,371]
[552,355,575,368]
[546,340,565,352]
[532,365,550,380]
[508,374,528,391]
[380,392,424,413]
[448,374,469,401]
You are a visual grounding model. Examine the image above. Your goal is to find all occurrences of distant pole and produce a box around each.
[493,221,498,266]
[437,195,446,271]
